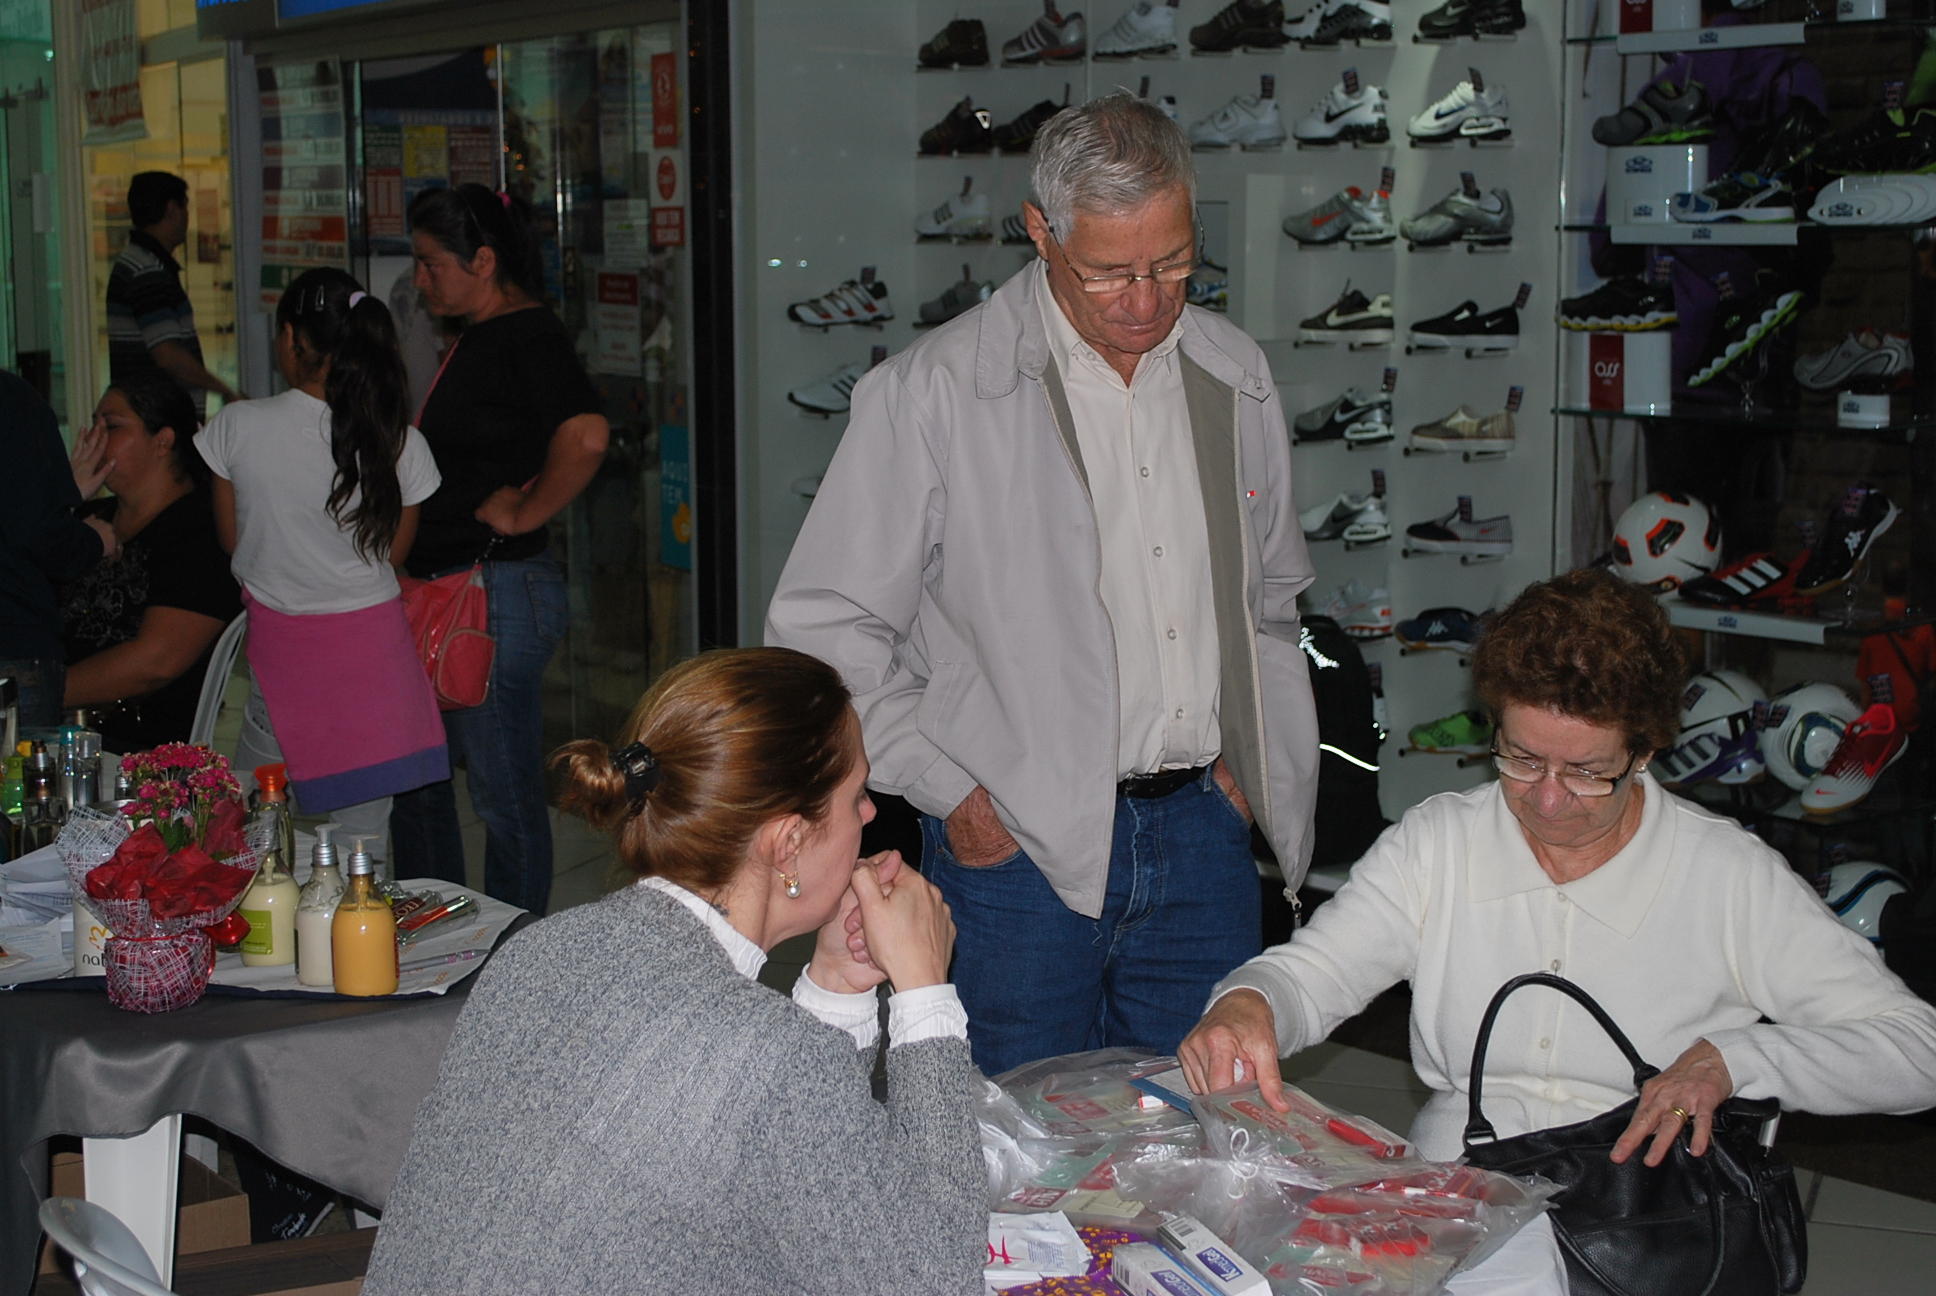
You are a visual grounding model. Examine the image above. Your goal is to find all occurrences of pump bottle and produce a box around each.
[296,823,346,987]
[332,836,398,996]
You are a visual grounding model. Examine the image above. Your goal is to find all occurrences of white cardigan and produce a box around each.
[1217,772,1936,1160]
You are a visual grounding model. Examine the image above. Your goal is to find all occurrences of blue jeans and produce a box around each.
[390,558,567,914]
[922,768,1262,1076]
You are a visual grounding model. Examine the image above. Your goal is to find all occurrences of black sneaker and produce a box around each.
[1191,0,1289,52]
[1559,277,1676,332]
[1687,272,1802,387]
[918,18,990,68]
[1410,299,1518,350]
[1821,107,1936,176]
[1298,284,1395,343]
[1293,387,1392,443]
[994,99,1068,153]
[1733,100,1832,185]
[1418,0,1526,40]
[919,98,994,156]
[1793,485,1901,595]
[1303,0,1394,46]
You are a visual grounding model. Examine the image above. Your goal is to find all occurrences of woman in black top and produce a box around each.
[62,375,240,753]
[392,183,609,914]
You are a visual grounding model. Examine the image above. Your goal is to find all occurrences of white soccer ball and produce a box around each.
[1758,682,1862,792]
[1656,669,1767,786]
[1816,862,1909,944]
[1610,492,1722,591]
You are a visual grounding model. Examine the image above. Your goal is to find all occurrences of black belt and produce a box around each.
[1116,764,1208,799]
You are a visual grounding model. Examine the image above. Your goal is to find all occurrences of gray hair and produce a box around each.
[1029,92,1196,237]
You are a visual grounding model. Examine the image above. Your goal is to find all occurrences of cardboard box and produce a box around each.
[39,1150,250,1275]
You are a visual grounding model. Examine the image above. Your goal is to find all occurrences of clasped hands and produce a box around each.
[806,850,955,996]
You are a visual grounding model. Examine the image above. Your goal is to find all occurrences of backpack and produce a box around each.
[1299,615,1389,872]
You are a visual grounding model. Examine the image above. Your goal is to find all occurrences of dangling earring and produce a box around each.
[782,873,801,899]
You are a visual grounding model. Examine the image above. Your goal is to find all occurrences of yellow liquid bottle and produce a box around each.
[330,839,397,996]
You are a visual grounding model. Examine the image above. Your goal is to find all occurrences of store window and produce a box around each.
[0,0,60,419]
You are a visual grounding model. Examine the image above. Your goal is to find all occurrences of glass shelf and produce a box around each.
[1657,595,1935,647]
[1564,17,1934,53]
[1681,774,1936,835]
[1553,404,1932,443]
[1562,222,1930,245]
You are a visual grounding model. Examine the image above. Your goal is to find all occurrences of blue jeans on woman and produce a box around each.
[390,557,567,914]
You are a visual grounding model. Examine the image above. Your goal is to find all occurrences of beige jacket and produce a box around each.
[766,264,1320,917]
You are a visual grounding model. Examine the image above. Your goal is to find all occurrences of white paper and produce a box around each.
[985,1210,1088,1290]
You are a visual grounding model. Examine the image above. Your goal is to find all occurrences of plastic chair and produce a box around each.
[36,1197,178,1296]
[187,612,249,748]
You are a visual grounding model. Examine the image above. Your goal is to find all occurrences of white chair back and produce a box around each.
[36,1197,178,1296]
[188,612,249,748]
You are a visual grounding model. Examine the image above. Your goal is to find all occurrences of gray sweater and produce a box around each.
[362,884,986,1294]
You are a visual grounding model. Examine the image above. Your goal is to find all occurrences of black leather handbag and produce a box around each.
[1459,973,1807,1296]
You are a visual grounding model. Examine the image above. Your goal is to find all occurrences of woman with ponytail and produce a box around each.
[198,267,448,861]
[365,647,983,1295]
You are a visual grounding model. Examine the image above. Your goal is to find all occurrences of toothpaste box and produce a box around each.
[1111,1243,1219,1296]
[1157,1215,1271,1296]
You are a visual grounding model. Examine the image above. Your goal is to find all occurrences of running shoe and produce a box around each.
[1313,578,1394,638]
[919,98,994,155]
[1417,0,1526,39]
[1298,284,1395,343]
[1187,261,1230,312]
[1675,552,1794,609]
[1668,171,1794,223]
[1558,277,1676,332]
[1300,490,1390,542]
[1404,499,1513,555]
[1408,75,1511,143]
[1294,76,1389,146]
[1294,387,1392,443]
[995,100,1069,154]
[1409,709,1493,755]
[1818,106,1936,176]
[1686,273,1802,387]
[1400,185,1513,246]
[787,361,869,415]
[786,276,893,327]
[1793,329,1913,392]
[1592,79,1715,146]
[1282,0,1336,40]
[1191,0,1289,51]
[1002,6,1088,62]
[1093,0,1178,56]
[1283,186,1392,245]
[1408,406,1514,453]
[1190,94,1288,150]
[917,272,995,325]
[1000,214,1033,245]
[914,189,991,240]
[1801,703,1907,814]
[918,19,990,68]
[1409,298,1518,350]
[1792,484,1900,595]
[1395,606,1482,652]
[1302,0,1393,45]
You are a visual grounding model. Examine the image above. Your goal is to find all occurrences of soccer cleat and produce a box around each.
[1801,703,1908,814]
[1409,298,1518,351]
[1793,329,1913,392]
[1404,502,1513,556]
[1676,552,1794,609]
[918,19,990,68]
[1093,0,1178,56]
[1191,0,1289,51]
[1189,94,1287,150]
[787,361,869,415]
[1417,0,1526,39]
[1592,79,1715,146]
[919,98,994,155]
[786,277,893,327]
[1408,76,1511,143]
[1300,491,1390,543]
[914,190,991,240]
[1294,78,1390,146]
[1408,406,1514,453]
[1001,6,1088,62]
[1558,277,1676,332]
[1401,186,1513,246]
[917,273,995,325]
[1686,275,1803,387]
[995,99,1070,153]
[1298,284,1395,343]
[1294,387,1392,443]
[1283,186,1392,245]
[1395,606,1482,653]
[1313,578,1394,638]
[1408,709,1493,755]
[1303,0,1393,45]
[1793,485,1900,595]
[1668,171,1794,223]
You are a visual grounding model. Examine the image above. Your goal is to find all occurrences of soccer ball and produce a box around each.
[1816,862,1909,944]
[1610,492,1722,591]
[1758,682,1862,792]
[1655,669,1767,786]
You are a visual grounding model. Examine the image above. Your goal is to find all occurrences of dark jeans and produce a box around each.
[390,558,567,914]
[921,768,1262,1076]
[0,657,64,730]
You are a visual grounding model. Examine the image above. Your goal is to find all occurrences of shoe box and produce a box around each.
[1605,144,1709,225]
[1615,0,1701,34]
[38,1150,250,1276]
[1580,332,1672,415]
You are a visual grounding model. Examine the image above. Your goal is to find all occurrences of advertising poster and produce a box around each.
[359,51,499,257]
[592,272,642,378]
[81,0,143,143]
[257,61,348,308]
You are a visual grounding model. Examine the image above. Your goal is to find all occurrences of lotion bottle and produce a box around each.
[295,823,345,987]
[332,837,398,996]
[238,787,299,967]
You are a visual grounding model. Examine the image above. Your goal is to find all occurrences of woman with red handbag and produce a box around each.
[391,184,609,915]
[199,267,448,864]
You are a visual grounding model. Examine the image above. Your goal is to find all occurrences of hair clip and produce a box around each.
[612,741,660,805]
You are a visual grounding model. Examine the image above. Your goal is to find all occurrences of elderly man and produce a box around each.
[767,92,1319,1074]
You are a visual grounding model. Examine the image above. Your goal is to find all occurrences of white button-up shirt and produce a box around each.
[1036,261,1221,779]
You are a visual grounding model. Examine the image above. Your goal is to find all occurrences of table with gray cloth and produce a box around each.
[0,979,475,1296]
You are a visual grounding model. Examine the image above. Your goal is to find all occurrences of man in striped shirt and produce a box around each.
[105,171,242,417]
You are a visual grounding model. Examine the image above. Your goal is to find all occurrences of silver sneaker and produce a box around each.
[1401,186,1513,247]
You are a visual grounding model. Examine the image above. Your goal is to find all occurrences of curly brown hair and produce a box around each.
[1469,568,1688,754]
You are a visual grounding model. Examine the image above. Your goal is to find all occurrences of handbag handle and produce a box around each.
[1463,972,1661,1145]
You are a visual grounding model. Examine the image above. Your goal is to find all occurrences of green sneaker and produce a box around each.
[1408,709,1494,755]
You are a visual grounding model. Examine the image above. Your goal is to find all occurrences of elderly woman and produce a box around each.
[1180,568,1936,1287]
[363,647,984,1295]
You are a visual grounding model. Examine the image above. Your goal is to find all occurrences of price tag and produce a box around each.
[1512,281,1532,310]
[1382,366,1399,394]
[1505,384,1524,412]
[1341,67,1360,97]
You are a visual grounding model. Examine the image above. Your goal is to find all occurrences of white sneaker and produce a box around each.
[786,278,893,327]
[1189,94,1288,150]
[1094,0,1178,56]
[1284,0,1340,41]
[1404,502,1512,555]
[914,191,991,240]
[1345,189,1394,243]
[1313,578,1393,638]
[1300,490,1387,542]
[1294,78,1389,146]
[787,361,869,415]
[1341,495,1392,544]
[1408,77,1511,143]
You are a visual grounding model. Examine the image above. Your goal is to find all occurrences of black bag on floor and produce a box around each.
[1460,973,1806,1296]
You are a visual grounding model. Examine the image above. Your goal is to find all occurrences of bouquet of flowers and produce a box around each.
[62,743,261,1012]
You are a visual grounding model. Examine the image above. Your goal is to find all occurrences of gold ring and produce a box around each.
[1669,1106,1691,1122]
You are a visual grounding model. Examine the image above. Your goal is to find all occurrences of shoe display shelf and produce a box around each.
[1681,762,1936,878]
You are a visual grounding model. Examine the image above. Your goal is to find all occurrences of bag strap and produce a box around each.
[1464,972,1660,1145]
[416,334,462,427]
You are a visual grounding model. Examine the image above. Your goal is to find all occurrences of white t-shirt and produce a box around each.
[198,387,441,615]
